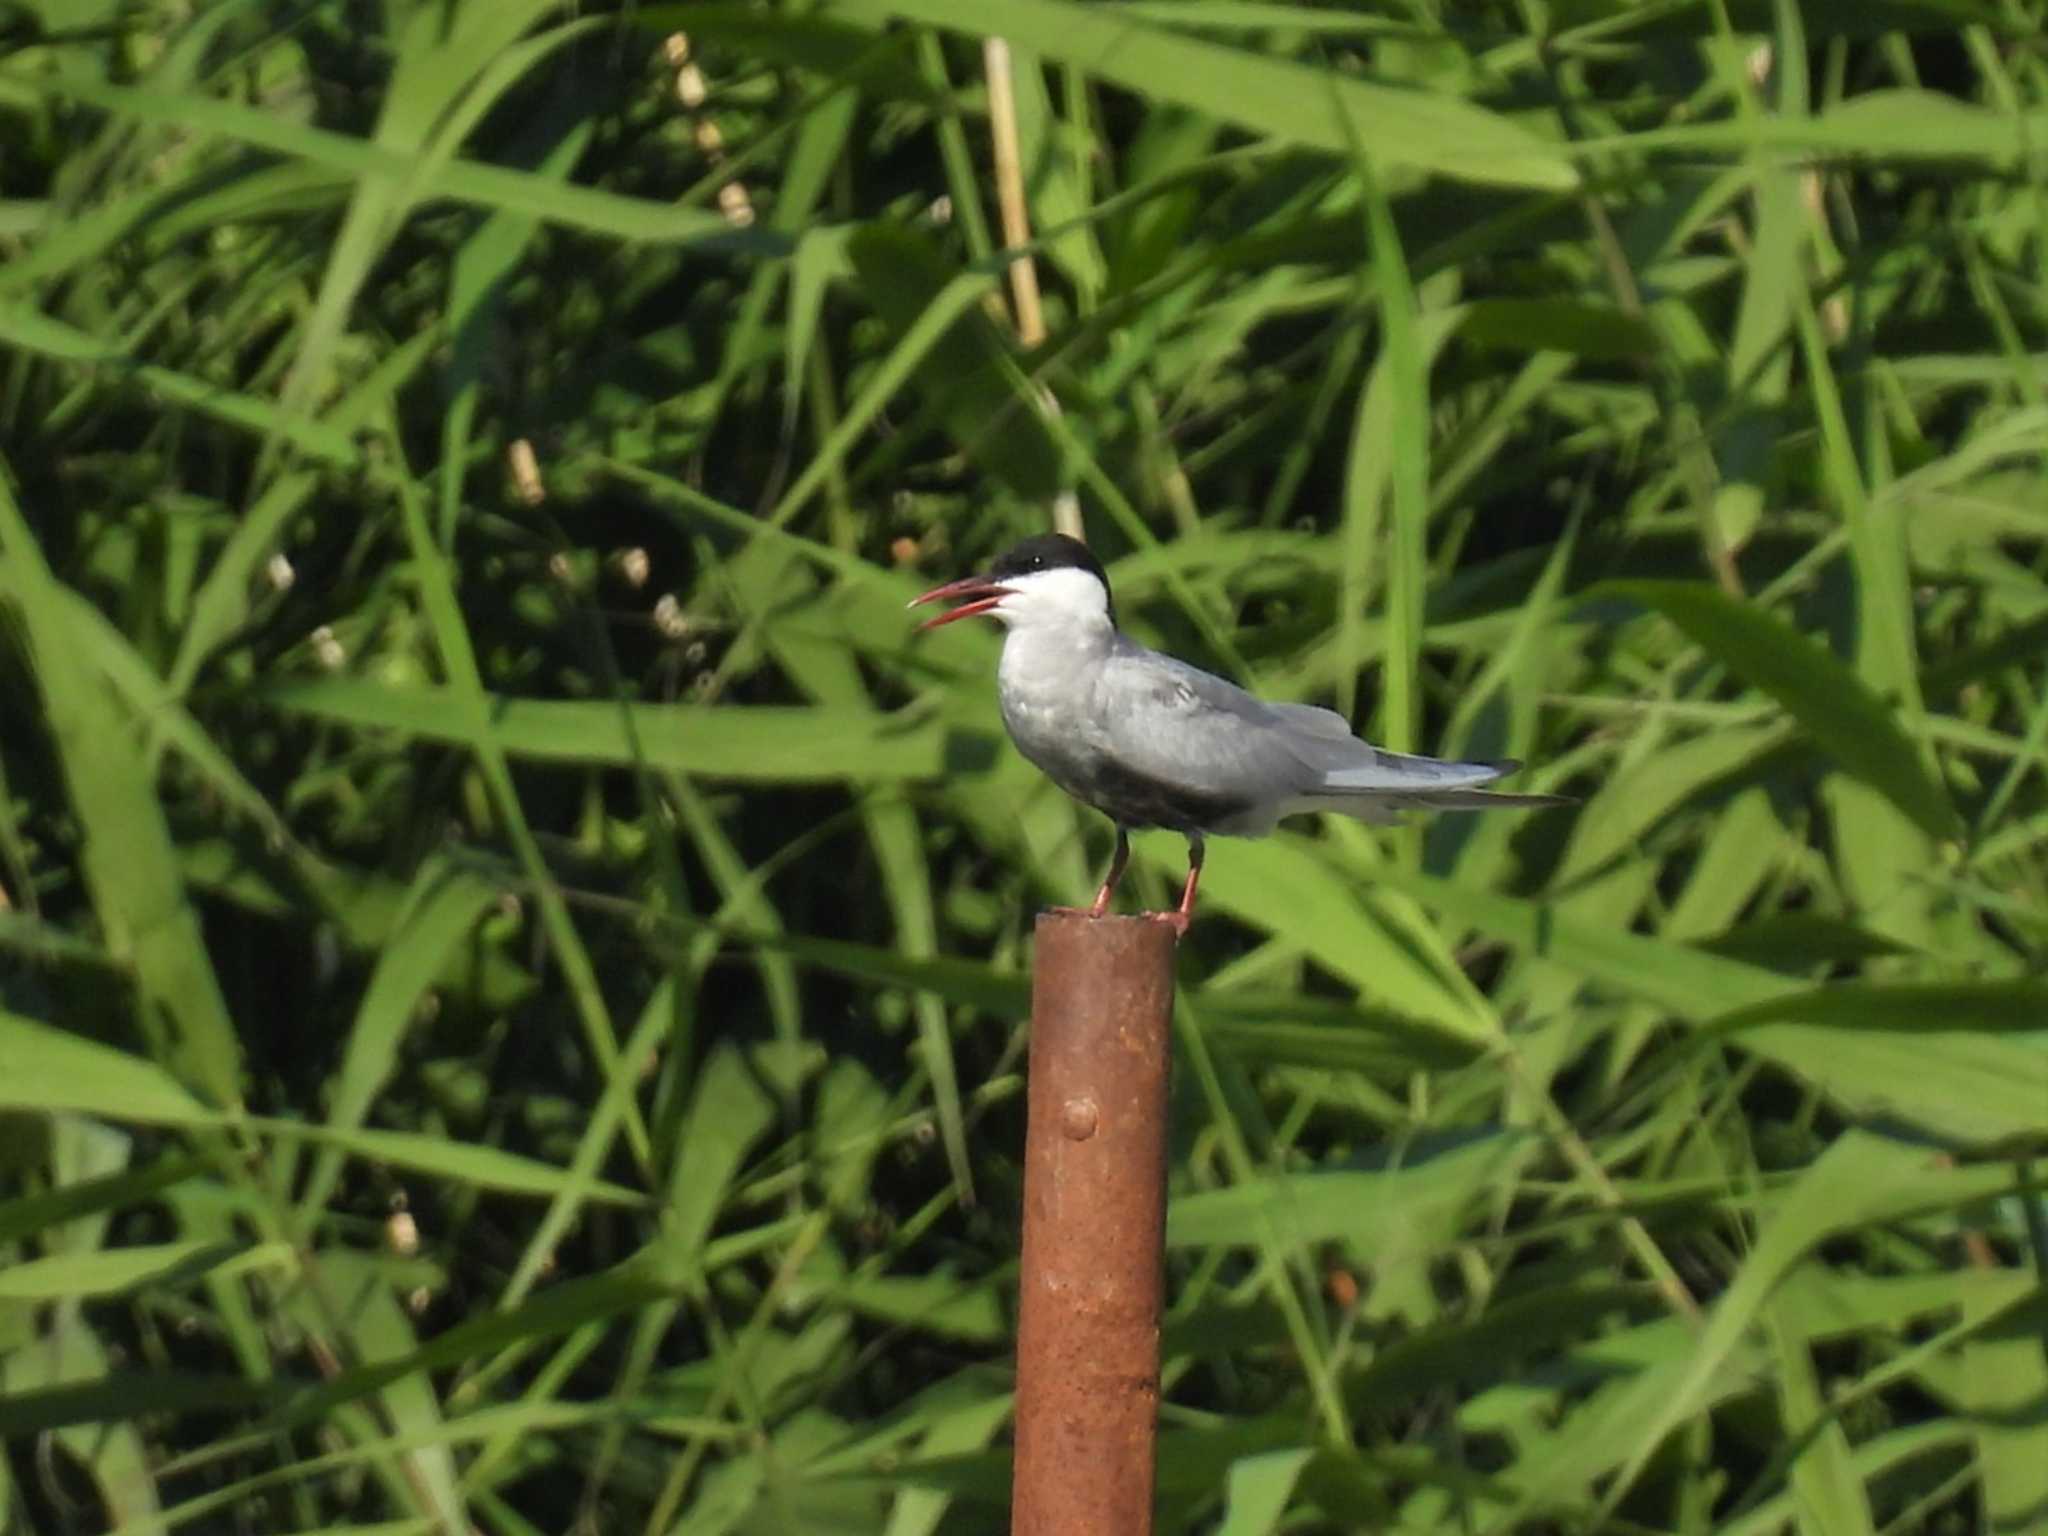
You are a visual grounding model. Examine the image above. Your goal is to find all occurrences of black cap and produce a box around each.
[986,533,1111,593]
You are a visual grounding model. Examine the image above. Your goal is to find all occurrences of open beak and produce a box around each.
[908,574,1013,631]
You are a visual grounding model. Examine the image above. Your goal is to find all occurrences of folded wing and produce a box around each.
[1093,644,1554,822]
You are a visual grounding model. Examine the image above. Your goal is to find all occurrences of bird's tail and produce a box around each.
[1316,752,1521,794]
[1303,757,1573,823]
[1381,787,1577,812]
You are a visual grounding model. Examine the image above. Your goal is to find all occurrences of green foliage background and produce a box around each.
[2,1,2047,1532]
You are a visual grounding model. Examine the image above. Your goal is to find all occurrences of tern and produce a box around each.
[911,534,1569,935]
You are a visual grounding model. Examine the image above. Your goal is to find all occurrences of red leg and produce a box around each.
[1152,834,1204,937]
[1087,826,1132,918]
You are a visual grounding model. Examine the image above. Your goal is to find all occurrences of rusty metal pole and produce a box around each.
[1011,910,1177,1536]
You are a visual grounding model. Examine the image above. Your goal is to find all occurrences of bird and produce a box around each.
[910,533,1570,936]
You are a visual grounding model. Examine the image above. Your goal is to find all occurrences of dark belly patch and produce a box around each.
[1054,756,1254,833]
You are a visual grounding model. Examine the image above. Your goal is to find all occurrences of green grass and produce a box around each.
[2,2,2047,1533]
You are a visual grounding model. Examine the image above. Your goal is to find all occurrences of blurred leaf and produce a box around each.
[0,910,121,970]
[637,4,937,100]
[0,1375,280,1437]
[1694,913,1914,970]
[847,223,1064,501]
[1389,871,2048,1144]
[837,1272,1004,1343]
[0,304,360,464]
[1459,299,1657,359]
[298,857,508,1221]
[1598,1132,2025,1518]
[0,1010,646,1201]
[302,1253,467,1533]
[0,1011,215,1127]
[267,681,949,782]
[19,71,780,251]
[1168,1132,1526,1256]
[1596,581,1962,841]
[667,1045,774,1253]
[0,481,244,1107]
[837,0,1581,190]
[1707,979,2048,1036]
[1214,1448,1314,1536]
[0,1239,291,1300]
[0,1155,206,1247]
[1196,838,1499,1051]
[2,1309,162,1524]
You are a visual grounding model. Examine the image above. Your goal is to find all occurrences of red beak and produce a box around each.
[908,574,1013,631]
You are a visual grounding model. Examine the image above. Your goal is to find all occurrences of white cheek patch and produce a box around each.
[1002,566,1110,624]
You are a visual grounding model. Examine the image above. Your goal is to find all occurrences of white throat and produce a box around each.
[990,566,1114,635]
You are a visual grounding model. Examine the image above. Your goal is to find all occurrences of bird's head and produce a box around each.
[909,533,1115,634]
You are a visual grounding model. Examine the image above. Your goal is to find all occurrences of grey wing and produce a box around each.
[1266,700,1358,741]
[1091,648,1333,807]
[1101,646,1517,796]
[1248,678,1519,792]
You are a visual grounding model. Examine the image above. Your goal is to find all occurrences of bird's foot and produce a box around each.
[1047,905,1104,920]
[1146,909,1191,939]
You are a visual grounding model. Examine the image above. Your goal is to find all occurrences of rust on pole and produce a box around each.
[1011,910,1177,1536]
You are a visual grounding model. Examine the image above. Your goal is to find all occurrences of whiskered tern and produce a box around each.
[912,534,1568,934]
